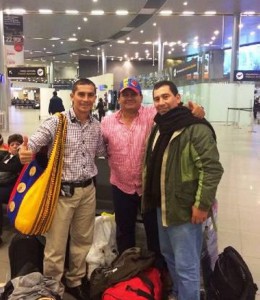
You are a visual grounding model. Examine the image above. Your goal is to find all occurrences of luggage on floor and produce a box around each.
[90,247,155,299]
[0,272,62,300]
[209,246,258,300]
[8,233,45,279]
[86,213,118,279]
[102,267,162,300]
[200,200,218,299]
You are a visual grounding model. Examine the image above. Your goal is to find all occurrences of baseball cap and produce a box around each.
[119,78,141,94]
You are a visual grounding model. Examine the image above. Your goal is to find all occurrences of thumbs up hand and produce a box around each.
[188,100,205,119]
[19,136,34,164]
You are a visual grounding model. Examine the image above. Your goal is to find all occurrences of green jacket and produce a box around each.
[142,123,224,227]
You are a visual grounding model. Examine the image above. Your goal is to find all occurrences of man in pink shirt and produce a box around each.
[101,78,204,259]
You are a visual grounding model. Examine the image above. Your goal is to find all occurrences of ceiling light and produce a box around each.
[78,27,81,30]
[257,25,260,29]
[140,30,144,34]
[68,37,78,41]
[153,23,157,26]
[4,8,26,14]
[117,40,125,44]
[130,41,139,44]
[160,10,173,16]
[214,30,219,35]
[116,10,129,15]
[39,9,53,14]
[182,11,195,15]
[183,2,188,6]
[204,11,216,15]
[143,41,152,44]
[91,10,105,15]
[65,10,79,15]
[242,11,255,15]
[49,37,60,40]
[250,31,255,35]
[83,17,88,22]
[33,37,44,40]
[84,39,94,42]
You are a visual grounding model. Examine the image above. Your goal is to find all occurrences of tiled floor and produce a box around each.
[1,106,260,298]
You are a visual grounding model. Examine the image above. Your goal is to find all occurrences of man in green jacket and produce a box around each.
[142,80,223,300]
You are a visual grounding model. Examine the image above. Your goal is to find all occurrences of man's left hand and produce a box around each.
[188,101,205,119]
[191,206,208,224]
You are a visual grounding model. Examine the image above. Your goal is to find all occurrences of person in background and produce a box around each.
[96,97,106,122]
[19,78,106,300]
[0,134,9,151]
[142,80,223,300]
[253,96,260,120]
[0,134,23,246]
[101,77,205,265]
[48,91,65,115]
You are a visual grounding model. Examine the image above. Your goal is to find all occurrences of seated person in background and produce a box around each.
[0,134,23,245]
[0,134,8,151]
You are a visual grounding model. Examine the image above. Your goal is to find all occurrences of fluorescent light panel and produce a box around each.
[91,10,105,15]
[39,9,53,14]
[116,10,129,15]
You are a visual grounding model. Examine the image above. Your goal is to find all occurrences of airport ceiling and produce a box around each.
[1,0,260,67]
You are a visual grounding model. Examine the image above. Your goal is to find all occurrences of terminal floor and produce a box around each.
[1,106,260,299]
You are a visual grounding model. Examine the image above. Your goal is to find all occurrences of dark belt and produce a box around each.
[62,178,92,188]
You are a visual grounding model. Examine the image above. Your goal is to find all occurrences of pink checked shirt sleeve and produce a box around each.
[101,106,156,195]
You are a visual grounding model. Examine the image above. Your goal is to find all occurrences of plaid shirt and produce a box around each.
[29,108,106,182]
[101,106,156,195]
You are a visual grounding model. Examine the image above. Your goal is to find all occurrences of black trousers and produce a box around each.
[111,185,165,269]
[0,184,13,236]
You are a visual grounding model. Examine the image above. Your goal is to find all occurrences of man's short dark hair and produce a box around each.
[72,78,96,94]
[53,91,57,96]
[153,80,179,97]
[8,134,23,145]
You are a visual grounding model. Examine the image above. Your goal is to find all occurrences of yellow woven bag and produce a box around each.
[8,113,67,235]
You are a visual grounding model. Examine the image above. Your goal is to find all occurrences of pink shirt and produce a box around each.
[101,106,156,195]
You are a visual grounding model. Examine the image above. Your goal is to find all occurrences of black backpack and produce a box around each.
[90,247,155,299]
[210,246,258,300]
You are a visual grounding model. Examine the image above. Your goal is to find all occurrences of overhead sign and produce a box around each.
[234,70,260,82]
[7,67,46,78]
[171,59,198,78]
[4,14,24,66]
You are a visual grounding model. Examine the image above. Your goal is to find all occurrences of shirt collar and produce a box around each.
[69,107,94,123]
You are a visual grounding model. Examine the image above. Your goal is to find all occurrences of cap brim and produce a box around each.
[120,86,139,94]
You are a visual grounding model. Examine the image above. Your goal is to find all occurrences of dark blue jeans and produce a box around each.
[112,185,164,269]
